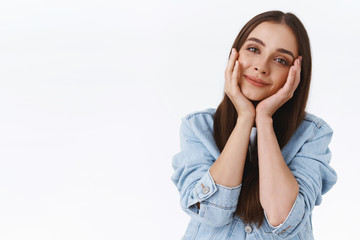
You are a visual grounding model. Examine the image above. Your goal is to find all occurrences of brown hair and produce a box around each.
[213,11,312,227]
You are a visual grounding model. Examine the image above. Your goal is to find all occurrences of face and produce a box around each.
[238,21,298,101]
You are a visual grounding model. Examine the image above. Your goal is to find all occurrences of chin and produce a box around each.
[242,89,266,101]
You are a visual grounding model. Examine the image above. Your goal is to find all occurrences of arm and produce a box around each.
[171,48,256,227]
[209,115,253,187]
[210,48,256,187]
[171,114,244,227]
[262,120,337,238]
[255,58,337,238]
[256,115,299,227]
[171,112,254,228]
[255,57,302,226]
[210,48,257,186]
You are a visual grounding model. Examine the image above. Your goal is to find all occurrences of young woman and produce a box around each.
[171,11,337,239]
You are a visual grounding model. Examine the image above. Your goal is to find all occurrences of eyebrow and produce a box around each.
[246,37,295,60]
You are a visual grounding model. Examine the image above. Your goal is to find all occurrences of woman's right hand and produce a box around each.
[224,48,255,120]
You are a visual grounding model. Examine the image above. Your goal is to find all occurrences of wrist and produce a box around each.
[237,113,255,126]
[255,114,273,126]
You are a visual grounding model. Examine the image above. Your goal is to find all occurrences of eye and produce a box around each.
[275,58,289,66]
[247,47,259,53]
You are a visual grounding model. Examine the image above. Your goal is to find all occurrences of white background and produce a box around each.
[0,0,359,239]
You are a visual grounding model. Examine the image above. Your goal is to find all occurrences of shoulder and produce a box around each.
[178,108,220,157]
[182,108,216,121]
[300,112,333,140]
[282,112,334,165]
[303,112,331,129]
[284,112,333,155]
[180,108,217,132]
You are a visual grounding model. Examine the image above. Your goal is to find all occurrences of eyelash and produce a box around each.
[248,47,259,53]
[246,47,289,66]
[275,58,289,66]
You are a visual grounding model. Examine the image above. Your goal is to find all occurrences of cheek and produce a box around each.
[238,54,252,69]
[273,69,290,89]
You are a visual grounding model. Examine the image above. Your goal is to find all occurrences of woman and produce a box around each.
[171,11,337,239]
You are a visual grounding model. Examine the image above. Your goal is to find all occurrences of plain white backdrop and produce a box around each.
[0,0,359,239]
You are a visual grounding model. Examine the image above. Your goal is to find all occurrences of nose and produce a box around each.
[254,61,269,75]
[255,67,267,75]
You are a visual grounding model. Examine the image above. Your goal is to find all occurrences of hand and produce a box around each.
[255,57,302,119]
[224,48,255,120]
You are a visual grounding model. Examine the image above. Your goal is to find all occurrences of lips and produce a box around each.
[244,75,270,87]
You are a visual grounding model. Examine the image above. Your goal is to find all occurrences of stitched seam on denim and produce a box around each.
[298,231,304,240]
[201,201,236,210]
[253,231,262,240]
[210,226,223,240]
[303,113,326,128]
[226,220,237,240]
[194,189,207,217]
[271,195,302,235]
[305,117,325,128]
[302,121,321,143]
[185,111,214,120]
[216,183,242,190]
[195,187,201,201]
[192,222,200,240]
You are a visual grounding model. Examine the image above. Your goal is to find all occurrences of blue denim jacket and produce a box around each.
[171,108,337,240]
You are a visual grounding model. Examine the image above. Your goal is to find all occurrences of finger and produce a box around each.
[224,51,237,92]
[226,48,238,72]
[231,60,240,87]
[281,65,296,94]
[225,48,238,79]
[295,57,302,86]
[291,58,301,91]
[285,58,301,96]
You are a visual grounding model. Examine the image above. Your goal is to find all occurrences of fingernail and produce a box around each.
[299,56,302,62]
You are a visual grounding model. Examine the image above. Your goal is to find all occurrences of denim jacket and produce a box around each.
[171,108,337,240]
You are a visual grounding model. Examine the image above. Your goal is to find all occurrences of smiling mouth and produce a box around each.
[244,75,270,87]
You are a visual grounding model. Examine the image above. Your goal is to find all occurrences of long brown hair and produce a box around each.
[213,11,312,227]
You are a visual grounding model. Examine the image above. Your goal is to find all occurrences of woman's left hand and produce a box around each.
[256,57,302,119]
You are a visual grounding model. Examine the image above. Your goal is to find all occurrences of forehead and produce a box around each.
[247,21,298,56]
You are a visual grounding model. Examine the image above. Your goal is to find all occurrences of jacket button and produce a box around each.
[244,225,252,233]
[201,183,209,194]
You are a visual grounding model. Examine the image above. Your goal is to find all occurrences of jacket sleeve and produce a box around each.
[263,121,337,238]
[171,114,241,227]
